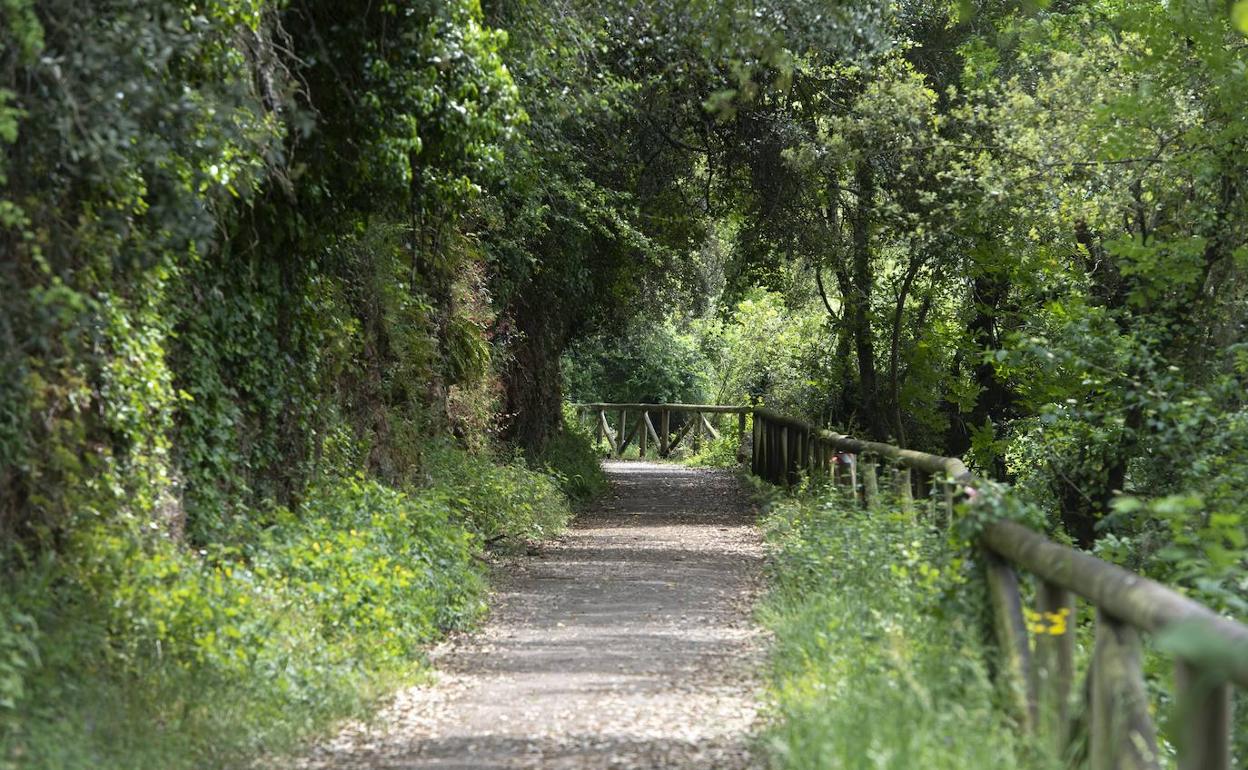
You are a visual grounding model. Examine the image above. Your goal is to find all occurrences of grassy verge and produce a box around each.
[0,431,602,770]
[757,480,1059,770]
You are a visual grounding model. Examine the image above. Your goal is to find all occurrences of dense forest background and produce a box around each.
[1,0,1246,767]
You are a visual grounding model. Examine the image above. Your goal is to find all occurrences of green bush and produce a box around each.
[425,443,573,544]
[531,406,610,502]
[0,476,486,770]
[562,316,710,405]
[682,419,748,469]
[759,483,1057,770]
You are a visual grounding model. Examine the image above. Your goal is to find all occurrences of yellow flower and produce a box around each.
[1025,607,1069,636]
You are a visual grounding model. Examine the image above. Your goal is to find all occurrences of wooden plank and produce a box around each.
[643,412,660,457]
[751,408,970,480]
[1174,661,1231,770]
[618,412,641,455]
[780,426,789,486]
[599,410,617,455]
[986,552,1036,731]
[771,422,781,484]
[751,414,762,475]
[1090,610,1159,770]
[700,413,720,441]
[574,402,750,414]
[666,414,696,454]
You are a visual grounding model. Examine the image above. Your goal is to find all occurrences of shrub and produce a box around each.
[424,443,573,544]
[531,406,610,502]
[682,421,747,469]
[0,476,487,770]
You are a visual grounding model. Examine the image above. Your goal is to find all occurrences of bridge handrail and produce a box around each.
[753,408,971,480]
[575,402,749,414]
[576,401,1247,768]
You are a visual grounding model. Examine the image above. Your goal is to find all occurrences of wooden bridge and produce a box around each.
[575,402,1247,770]
[574,403,750,458]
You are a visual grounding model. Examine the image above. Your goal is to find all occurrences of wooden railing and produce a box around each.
[573,403,749,458]
[751,407,1246,770]
[577,402,1248,769]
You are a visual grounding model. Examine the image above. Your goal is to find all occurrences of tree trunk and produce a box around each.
[500,287,568,455]
[888,253,924,445]
[947,269,1016,475]
[846,158,886,440]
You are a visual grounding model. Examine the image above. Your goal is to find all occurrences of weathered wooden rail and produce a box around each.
[578,402,1248,769]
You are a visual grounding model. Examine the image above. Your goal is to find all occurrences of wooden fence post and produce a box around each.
[896,466,913,514]
[660,409,671,457]
[779,425,789,486]
[1090,610,1160,770]
[638,410,648,457]
[986,552,1036,731]
[1174,661,1231,770]
[941,479,955,528]
[768,419,778,479]
[752,414,762,475]
[1034,581,1076,753]
[738,411,747,460]
[862,456,879,508]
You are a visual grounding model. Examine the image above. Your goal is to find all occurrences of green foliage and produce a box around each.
[4,0,1248,764]
[530,406,610,503]
[563,316,710,406]
[424,443,572,544]
[760,483,1055,769]
[682,431,744,469]
[0,473,487,769]
[698,289,834,416]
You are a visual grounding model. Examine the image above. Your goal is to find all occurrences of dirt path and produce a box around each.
[295,460,765,770]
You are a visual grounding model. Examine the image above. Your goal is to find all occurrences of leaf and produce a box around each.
[1233,1,1248,35]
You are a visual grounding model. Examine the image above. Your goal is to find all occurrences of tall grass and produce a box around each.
[758,481,1060,770]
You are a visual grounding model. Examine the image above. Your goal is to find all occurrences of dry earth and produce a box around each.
[292,460,766,770]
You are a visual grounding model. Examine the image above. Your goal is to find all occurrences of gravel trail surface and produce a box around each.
[295,460,765,770]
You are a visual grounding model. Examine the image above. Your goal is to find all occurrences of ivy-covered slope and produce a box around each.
[0,2,615,766]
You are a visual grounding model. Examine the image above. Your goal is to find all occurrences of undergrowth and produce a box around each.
[0,439,599,770]
[682,430,745,468]
[758,479,1059,770]
[530,405,610,503]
